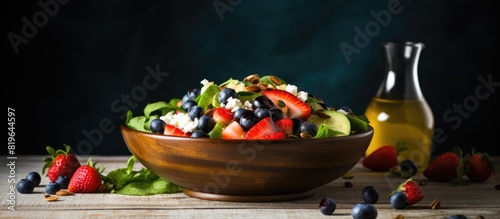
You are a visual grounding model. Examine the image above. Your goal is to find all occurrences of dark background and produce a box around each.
[4,0,499,156]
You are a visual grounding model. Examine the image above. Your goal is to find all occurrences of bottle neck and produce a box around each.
[376,42,425,100]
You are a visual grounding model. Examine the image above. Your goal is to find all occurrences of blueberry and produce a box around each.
[254,107,270,121]
[252,95,275,109]
[150,119,166,134]
[16,179,35,194]
[239,110,259,131]
[292,118,304,135]
[218,88,237,104]
[362,186,379,204]
[299,121,318,136]
[181,99,197,112]
[182,88,201,103]
[25,171,41,187]
[400,159,418,178]
[55,175,70,189]
[191,130,209,138]
[198,115,215,133]
[269,108,284,121]
[448,215,468,219]
[351,203,378,219]
[188,106,204,120]
[233,108,247,122]
[319,197,337,215]
[390,191,408,210]
[45,182,61,195]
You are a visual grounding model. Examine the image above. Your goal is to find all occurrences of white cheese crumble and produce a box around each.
[297,91,308,102]
[285,84,298,96]
[221,97,244,112]
[160,111,198,133]
[337,109,348,115]
[200,79,214,94]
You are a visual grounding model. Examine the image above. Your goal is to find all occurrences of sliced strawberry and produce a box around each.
[164,124,190,137]
[261,89,311,120]
[222,121,245,139]
[261,131,286,140]
[244,117,280,139]
[275,118,293,136]
[212,107,234,126]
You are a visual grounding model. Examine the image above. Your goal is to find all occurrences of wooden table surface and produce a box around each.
[1,155,499,219]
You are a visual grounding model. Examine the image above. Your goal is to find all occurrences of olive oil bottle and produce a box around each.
[364,42,434,171]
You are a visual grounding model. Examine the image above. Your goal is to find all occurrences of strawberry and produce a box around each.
[423,148,462,182]
[362,142,406,172]
[464,148,496,182]
[222,121,245,139]
[164,124,190,137]
[275,118,293,137]
[261,131,286,140]
[245,117,281,139]
[43,144,81,182]
[212,107,234,126]
[389,178,425,206]
[261,89,312,120]
[68,158,103,193]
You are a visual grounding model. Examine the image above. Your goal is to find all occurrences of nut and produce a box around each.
[342,173,354,179]
[243,74,260,84]
[245,84,261,93]
[257,82,268,90]
[393,215,405,219]
[44,195,59,202]
[56,190,74,196]
[269,75,282,85]
[300,132,312,139]
[430,198,441,209]
[313,110,331,118]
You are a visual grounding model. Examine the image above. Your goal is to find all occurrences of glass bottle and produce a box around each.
[364,42,434,171]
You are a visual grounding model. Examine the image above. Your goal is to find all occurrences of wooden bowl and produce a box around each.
[120,123,373,202]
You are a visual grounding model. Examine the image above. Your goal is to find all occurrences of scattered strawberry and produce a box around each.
[275,118,293,137]
[389,178,425,206]
[164,124,190,137]
[212,107,234,126]
[222,121,245,139]
[362,142,406,172]
[423,148,462,182]
[43,144,81,182]
[68,158,104,193]
[262,89,311,120]
[464,148,496,182]
[245,117,281,139]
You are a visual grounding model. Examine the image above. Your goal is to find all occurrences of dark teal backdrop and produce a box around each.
[4,0,499,156]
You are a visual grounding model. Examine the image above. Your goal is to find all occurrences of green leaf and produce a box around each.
[127,116,148,132]
[237,91,260,104]
[196,85,220,110]
[144,99,180,118]
[313,124,345,139]
[116,178,182,196]
[218,78,240,88]
[209,121,224,139]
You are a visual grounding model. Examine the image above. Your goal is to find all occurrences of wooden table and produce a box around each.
[2,156,499,219]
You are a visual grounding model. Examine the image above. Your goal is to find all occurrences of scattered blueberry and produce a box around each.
[299,121,318,136]
[239,110,259,131]
[150,119,166,134]
[16,179,35,194]
[25,172,41,187]
[55,175,70,189]
[448,215,468,219]
[181,99,197,112]
[252,95,275,109]
[362,186,379,204]
[188,106,204,120]
[45,182,61,195]
[400,159,418,178]
[390,191,408,210]
[319,197,337,215]
[198,115,215,133]
[218,88,237,104]
[191,130,209,138]
[351,202,378,219]
[254,107,270,121]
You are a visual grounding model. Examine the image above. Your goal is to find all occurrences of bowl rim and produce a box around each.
[120,122,373,143]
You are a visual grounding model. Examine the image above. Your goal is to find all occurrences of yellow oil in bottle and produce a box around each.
[365,97,434,171]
